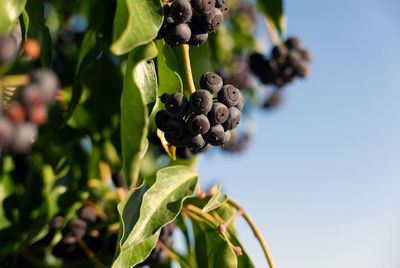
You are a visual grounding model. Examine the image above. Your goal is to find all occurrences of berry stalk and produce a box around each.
[181,44,196,94]
[157,240,191,268]
[263,16,280,46]
[227,198,276,268]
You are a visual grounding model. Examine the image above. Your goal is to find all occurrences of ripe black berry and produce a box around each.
[69,219,87,239]
[165,132,185,147]
[183,134,206,149]
[0,116,14,148]
[189,89,213,114]
[79,206,97,225]
[190,142,211,153]
[155,110,171,132]
[204,124,225,145]
[285,36,301,50]
[188,28,208,47]
[235,91,244,110]
[165,23,191,46]
[222,107,241,130]
[298,48,312,62]
[30,69,59,104]
[203,8,223,32]
[272,45,288,58]
[0,35,18,63]
[165,93,189,118]
[215,0,226,8]
[286,51,302,66]
[191,0,216,14]
[187,114,210,135]
[264,91,281,108]
[221,130,231,144]
[166,118,187,137]
[207,102,228,125]
[170,0,193,23]
[200,72,223,94]
[217,85,240,107]
[160,93,170,103]
[176,147,194,159]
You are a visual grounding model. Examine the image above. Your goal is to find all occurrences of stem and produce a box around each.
[157,240,190,268]
[76,238,106,268]
[222,209,243,229]
[227,198,276,268]
[185,204,217,225]
[0,74,30,88]
[263,16,280,46]
[181,44,196,94]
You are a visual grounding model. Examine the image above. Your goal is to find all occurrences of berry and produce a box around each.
[112,172,127,188]
[204,124,225,145]
[0,35,18,63]
[222,107,241,130]
[207,102,228,125]
[189,89,213,114]
[176,147,193,159]
[160,93,170,103]
[191,0,216,14]
[200,72,223,94]
[285,36,301,50]
[6,102,26,123]
[155,110,171,132]
[215,0,226,8]
[249,53,265,76]
[221,130,231,144]
[23,39,41,60]
[299,47,312,62]
[30,69,59,104]
[188,28,208,46]
[69,219,87,238]
[79,206,97,225]
[183,134,206,149]
[286,50,302,66]
[166,118,187,137]
[165,93,189,118]
[11,123,37,152]
[22,84,47,107]
[235,91,244,110]
[272,45,288,58]
[190,142,210,153]
[187,114,210,135]
[203,8,223,32]
[53,236,80,258]
[170,0,192,23]
[28,104,48,125]
[0,117,14,149]
[294,62,310,77]
[165,23,191,46]
[264,91,282,108]
[217,85,240,107]
[165,133,185,148]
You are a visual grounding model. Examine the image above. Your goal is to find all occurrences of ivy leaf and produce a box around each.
[25,0,52,67]
[192,220,210,268]
[202,185,228,213]
[0,0,26,35]
[112,165,198,268]
[111,0,163,55]
[121,42,158,187]
[257,0,286,36]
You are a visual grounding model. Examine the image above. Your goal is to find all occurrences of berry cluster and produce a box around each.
[249,36,312,88]
[0,70,59,153]
[53,206,101,258]
[142,222,176,265]
[155,72,244,153]
[157,0,227,46]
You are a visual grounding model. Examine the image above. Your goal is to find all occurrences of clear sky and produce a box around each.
[198,0,400,267]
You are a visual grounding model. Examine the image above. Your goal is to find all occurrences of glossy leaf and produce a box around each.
[112,165,198,267]
[121,42,158,187]
[0,0,26,35]
[202,185,228,213]
[111,0,163,55]
[257,0,286,36]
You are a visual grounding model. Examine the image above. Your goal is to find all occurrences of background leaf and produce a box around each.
[121,42,158,187]
[113,165,198,267]
[111,0,163,55]
[0,0,26,35]
[202,185,228,213]
[257,0,286,36]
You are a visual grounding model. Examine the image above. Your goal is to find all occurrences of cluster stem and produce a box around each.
[76,238,106,268]
[264,16,280,46]
[181,44,196,94]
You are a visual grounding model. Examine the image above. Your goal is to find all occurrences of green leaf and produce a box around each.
[0,0,26,35]
[202,185,228,213]
[192,220,209,268]
[111,0,163,55]
[121,42,158,187]
[257,0,286,36]
[25,0,52,67]
[112,165,198,268]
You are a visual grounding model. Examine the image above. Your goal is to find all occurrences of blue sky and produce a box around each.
[198,0,400,267]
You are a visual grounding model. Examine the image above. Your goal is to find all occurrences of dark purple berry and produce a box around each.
[200,72,223,94]
[188,28,208,46]
[204,124,225,145]
[235,91,245,110]
[207,102,228,125]
[222,107,241,130]
[217,85,240,107]
[0,35,18,63]
[286,50,302,66]
[166,118,187,137]
[79,206,97,225]
[264,91,282,108]
[204,8,223,32]
[164,133,185,147]
[187,114,210,135]
[11,123,37,153]
[190,142,211,153]
[298,47,312,62]
[155,110,171,132]
[272,45,288,58]
[165,93,189,118]
[189,89,213,114]
[215,0,226,8]
[160,93,170,103]
[69,219,87,238]
[285,36,301,50]
[176,147,193,159]
[165,23,191,46]
[191,0,216,14]
[30,69,59,104]
[0,116,15,149]
[183,134,206,149]
[112,172,127,188]
[221,130,231,144]
[170,0,192,23]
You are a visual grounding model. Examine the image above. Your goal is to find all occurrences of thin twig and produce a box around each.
[76,238,106,268]
[227,198,276,268]
[181,44,196,94]
[157,240,190,268]
[263,16,280,46]
[186,204,217,225]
